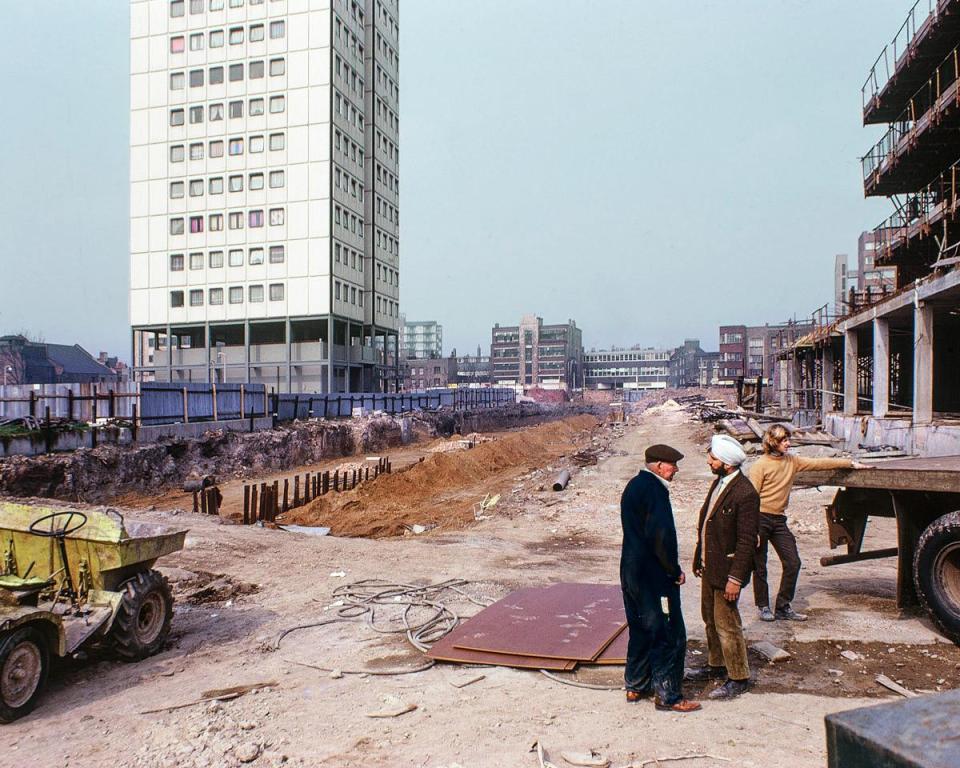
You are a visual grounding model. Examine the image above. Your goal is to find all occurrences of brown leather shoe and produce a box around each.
[654,697,702,713]
[626,689,651,703]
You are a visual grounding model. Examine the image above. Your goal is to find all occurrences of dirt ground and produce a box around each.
[3,405,959,768]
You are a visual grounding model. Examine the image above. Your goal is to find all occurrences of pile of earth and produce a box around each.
[279,415,599,538]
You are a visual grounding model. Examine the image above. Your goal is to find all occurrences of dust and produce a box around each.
[279,415,599,538]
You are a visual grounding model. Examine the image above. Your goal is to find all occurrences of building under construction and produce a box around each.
[780,0,960,455]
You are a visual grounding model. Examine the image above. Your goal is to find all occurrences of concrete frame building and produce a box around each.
[719,322,814,386]
[401,319,443,360]
[129,0,401,393]
[490,315,583,390]
[778,1,960,455]
[583,347,672,390]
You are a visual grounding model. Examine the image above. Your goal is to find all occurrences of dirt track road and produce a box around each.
[4,407,957,768]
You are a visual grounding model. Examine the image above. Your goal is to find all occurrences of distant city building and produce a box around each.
[401,319,443,359]
[490,315,583,390]
[697,351,721,387]
[401,356,452,390]
[0,335,119,385]
[718,322,815,385]
[856,230,897,295]
[449,348,492,386]
[669,339,709,388]
[583,346,672,390]
[834,253,858,315]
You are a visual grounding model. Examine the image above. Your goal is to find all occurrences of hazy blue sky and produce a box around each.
[0,1,907,359]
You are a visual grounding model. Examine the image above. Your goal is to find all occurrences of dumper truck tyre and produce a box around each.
[913,511,960,645]
[0,626,49,724]
[110,570,173,661]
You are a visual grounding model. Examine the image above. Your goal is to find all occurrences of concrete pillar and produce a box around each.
[244,319,251,386]
[778,359,788,410]
[792,354,803,411]
[873,317,890,418]
[914,302,934,424]
[822,342,835,422]
[285,317,292,394]
[205,324,212,383]
[844,329,858,415]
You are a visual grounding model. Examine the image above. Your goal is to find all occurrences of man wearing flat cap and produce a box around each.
[619,443,700,713]
[687,434,759,700]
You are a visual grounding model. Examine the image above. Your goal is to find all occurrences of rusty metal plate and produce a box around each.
[452,583,626,661]
[426,624,576,671]
[592,624,628,665]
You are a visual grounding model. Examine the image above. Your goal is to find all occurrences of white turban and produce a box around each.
[710,434,746,467]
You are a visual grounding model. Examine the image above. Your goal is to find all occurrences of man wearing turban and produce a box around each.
[687,434,759,700]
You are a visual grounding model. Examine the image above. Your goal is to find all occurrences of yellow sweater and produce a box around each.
[748,453,852,515]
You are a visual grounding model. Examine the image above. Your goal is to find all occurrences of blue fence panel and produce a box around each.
[271,387,515,422]
[140,382,267,425]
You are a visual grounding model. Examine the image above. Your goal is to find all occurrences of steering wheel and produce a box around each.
[28,511,88,538]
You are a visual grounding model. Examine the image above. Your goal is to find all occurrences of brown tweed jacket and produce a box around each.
[693,471,760,590]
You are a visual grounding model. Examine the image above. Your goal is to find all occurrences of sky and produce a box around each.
[0,0,908,359]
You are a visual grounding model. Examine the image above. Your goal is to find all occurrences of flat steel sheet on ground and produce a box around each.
[426,625,576,671]
[452,583,626,661]
[592,624,628,665]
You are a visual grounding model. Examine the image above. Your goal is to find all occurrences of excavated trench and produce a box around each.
[0,404,598,504]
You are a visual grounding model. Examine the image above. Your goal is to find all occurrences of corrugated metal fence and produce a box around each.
[0,382,139,421]
[138,383,268,425]
[274,387,516,421]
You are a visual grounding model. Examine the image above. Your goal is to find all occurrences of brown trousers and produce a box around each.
[701,578,750,681]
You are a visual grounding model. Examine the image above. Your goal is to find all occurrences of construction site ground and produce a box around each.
[4,405,959,768]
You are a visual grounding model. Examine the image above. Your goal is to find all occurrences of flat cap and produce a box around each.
[645,444,684,464]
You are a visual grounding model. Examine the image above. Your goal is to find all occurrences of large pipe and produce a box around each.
[820,547,898,567]
[552,470,571,492]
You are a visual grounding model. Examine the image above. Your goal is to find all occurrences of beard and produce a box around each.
[711,464,728,477]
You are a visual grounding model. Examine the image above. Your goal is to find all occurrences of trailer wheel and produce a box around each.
[914,511,960,645]
[110,570,173,661]
[0,626,49,723]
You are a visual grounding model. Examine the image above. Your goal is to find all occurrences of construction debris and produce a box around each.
[876,674,918,698]
[751,641,792,663]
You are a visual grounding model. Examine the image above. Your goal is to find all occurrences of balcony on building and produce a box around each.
[862,0,960,124]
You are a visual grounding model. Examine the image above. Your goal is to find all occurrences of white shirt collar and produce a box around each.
[715,468,740,491]
[642,467,671,490]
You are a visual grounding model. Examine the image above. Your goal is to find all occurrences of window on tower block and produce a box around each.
[171,36,185,53]
[170,291,185,308]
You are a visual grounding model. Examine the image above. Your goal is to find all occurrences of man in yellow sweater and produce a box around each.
[749,424,868,621]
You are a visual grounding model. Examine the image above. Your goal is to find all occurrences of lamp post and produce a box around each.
[2,366,11,386]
